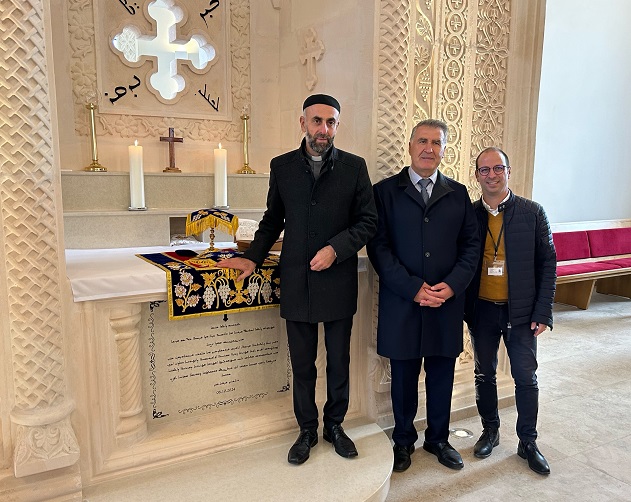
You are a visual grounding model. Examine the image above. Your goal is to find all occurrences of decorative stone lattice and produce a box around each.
[435,0,472,182]
[375,0,413,181]
[0,0,79,477]
[469,0,511,197]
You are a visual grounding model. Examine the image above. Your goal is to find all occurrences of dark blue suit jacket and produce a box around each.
[367,168,479,359]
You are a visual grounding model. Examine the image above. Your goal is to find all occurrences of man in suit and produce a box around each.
[217,94,377,465]
[464,147,556,475]
[367,119,479,472]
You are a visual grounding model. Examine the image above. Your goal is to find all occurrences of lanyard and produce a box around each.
[487,222,505,260]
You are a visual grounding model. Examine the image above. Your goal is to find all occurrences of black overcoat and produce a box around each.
[243,140,377,323]
[367,168,480,359]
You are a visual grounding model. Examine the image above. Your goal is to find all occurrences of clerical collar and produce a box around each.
[482,190,511,216]
[309,155,322,162]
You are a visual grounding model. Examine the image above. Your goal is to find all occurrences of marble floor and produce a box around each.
[387,292,631,501]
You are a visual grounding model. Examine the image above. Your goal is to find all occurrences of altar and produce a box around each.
[63,244,386,489]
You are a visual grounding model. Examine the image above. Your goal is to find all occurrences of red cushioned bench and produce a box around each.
[554,227,631,309]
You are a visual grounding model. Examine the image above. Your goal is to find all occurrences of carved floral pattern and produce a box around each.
[469,0,510,196]
[14,419,80,465]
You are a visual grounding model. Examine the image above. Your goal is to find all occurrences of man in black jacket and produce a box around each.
[464,147,556,475]
[217,94,377,465]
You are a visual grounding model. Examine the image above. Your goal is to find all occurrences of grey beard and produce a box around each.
[306,132,333,155]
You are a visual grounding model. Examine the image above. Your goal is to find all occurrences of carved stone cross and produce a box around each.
[160,128,183,173]
[112,0,216,100]
[299,28,325,91]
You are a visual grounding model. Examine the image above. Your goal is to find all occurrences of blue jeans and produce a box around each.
[470,299,539,442]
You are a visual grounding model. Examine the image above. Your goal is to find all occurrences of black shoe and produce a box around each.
[287,429,318,465]
[517,440,550,475]
[474,427,500,459]
[423,441,464,470]
[393,443,415,472]
[323,424,358,458]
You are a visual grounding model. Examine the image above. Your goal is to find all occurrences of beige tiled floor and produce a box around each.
[387,292,631,501]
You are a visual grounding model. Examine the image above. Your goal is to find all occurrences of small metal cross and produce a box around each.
[160,127,183,173]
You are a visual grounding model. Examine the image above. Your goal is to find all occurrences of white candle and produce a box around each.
[214,142,228,207]
[129,140,145,209]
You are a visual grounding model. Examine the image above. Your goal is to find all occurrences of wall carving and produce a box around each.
[0,0,79,478]
[469,0,510,196]
[68,0,251,143]
[435,0,471,182]
[299,28,325,91]
[413,1,435,124]
[374,0,413,181]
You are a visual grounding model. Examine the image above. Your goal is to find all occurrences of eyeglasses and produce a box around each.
[476,165,508,176]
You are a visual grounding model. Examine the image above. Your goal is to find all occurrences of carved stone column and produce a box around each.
[0,0,79,480]
[111,305,148,448]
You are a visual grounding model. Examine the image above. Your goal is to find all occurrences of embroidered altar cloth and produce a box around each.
[137,247,280,320]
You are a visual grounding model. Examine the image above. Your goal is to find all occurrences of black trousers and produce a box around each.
[285,317,353,431]
[470,299,539,442]
[390,355,456,447]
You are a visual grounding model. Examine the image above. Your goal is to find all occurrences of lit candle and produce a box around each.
[214,142,228,208]
[129,140,146,209]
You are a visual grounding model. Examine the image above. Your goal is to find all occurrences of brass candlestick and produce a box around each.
[237,109,256,174]
[84,103,107,172]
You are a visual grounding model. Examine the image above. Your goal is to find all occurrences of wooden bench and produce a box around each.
[553,227,631,309]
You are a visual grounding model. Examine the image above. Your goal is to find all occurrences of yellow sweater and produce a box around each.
[479,212,508,302]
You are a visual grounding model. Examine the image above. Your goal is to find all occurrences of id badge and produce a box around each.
[486,259,505,276]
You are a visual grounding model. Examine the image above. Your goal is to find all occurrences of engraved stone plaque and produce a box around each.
[141,301,290,423]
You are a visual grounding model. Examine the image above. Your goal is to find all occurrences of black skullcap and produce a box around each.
[302,94,341,113]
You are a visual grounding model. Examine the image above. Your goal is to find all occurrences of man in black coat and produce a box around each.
[218,94,377,465]
[464,147,556,475]
[367,119,479,472]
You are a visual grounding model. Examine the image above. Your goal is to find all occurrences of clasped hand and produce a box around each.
[415,282,454,308]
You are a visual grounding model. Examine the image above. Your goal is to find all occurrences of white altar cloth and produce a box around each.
[66,243,211,302]
[66,244,368,302]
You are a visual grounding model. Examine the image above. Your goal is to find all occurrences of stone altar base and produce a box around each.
[82,417,393,502]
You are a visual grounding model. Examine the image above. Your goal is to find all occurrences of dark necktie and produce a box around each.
[418,178,431,204]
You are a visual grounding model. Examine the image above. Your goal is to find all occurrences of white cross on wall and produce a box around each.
[112,0,216,100]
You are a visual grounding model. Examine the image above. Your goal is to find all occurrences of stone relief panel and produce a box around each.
[469,0,510,198]
[0,0,79,476]
[102,0,224,113]
[374,0,413,181]
[412,0,435,124]
[68,0,250,142]
[434,0,473,182]
[299,28,325,91]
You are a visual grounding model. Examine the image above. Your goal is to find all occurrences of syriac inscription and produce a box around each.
[93,0,231,119]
